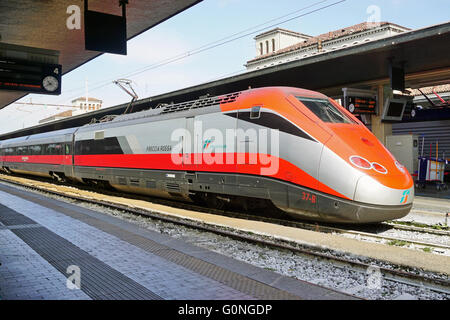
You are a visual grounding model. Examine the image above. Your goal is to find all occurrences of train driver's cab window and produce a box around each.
[296,97,356,124]
[250,106,261,119]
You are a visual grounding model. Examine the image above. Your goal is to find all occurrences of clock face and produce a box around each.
[42,76,59,92]
[348,103,355,113]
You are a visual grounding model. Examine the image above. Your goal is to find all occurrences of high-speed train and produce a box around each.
[0,87,414,223]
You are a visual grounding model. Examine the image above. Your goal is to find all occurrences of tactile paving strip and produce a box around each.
[0,204,162,300]
[0,184,301,300]
[0,205,36,226]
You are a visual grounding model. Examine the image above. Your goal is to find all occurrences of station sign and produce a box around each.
[342,88,378,116]
[84,0,127,55]
[0,58,62,95]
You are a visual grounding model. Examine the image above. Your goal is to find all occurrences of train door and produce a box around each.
[236,107,260,180]
[191,111,238,186]
[0,145,3,170]
[183,117,196,171]
[63,134,74,178]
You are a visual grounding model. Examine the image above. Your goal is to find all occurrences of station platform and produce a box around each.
[416,186,450,200]
[0,182,354,300]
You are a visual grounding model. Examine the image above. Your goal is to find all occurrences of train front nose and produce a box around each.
[353,175,414,222]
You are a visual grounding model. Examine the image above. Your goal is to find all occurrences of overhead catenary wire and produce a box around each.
[59,0,346,104]
[58,0,333,98]
[12,102,75,108]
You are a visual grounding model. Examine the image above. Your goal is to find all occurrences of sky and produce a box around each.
[1,0,449,134]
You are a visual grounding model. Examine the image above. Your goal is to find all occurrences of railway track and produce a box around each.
[1,174,448,255]
[386,221,449,236]
[0,173,449,297]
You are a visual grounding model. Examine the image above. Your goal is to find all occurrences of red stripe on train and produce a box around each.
[74,153,349,200]
[2,155,72,165]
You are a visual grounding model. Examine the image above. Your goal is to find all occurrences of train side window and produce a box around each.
[250,106,261,119]
[30,145,42,155]
[65,144,71,155]
[74,142,82,154]
[17,146,28,155]
[53,144,62,155]
[47,144,58,155]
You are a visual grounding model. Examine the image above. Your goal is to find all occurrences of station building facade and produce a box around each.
[246,22,410,71]
[39,97,103,124]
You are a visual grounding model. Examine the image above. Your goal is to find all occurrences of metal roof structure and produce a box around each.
[0,0,202,109]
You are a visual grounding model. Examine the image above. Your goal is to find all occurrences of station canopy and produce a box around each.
[0,0,202,109]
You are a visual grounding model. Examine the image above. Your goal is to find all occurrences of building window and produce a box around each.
[272,39,275,52]
[259,42,263,55]
[265,41,269,54]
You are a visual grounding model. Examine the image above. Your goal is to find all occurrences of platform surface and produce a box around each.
[0,182,354,300]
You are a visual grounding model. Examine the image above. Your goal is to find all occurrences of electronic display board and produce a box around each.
[346,96,377,115]
[0,58,62,95]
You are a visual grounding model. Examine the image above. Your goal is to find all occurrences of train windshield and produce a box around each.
[296,97,356,124]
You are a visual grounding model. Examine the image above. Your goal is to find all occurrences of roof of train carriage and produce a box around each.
[0,0,203,110]
[0,127,80,146]
[1,20,449,141]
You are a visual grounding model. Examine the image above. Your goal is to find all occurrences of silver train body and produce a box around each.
[0,87,414,223]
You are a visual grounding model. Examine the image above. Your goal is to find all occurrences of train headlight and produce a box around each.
[372,162,388,175]
[349,156,372,170]
[349,156,389,174]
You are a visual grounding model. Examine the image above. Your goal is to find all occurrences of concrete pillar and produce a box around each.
[371,84,392,145]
